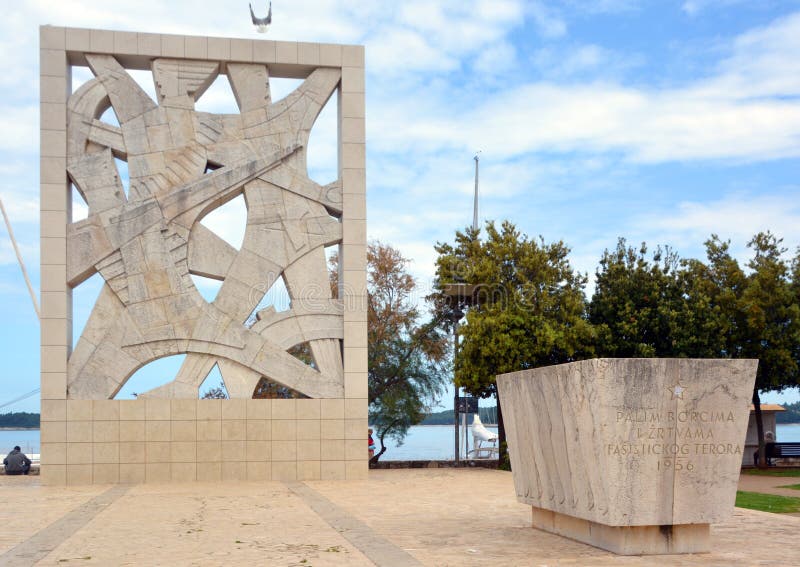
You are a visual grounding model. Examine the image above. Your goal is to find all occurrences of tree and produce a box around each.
[739,233,800,467]
[590,233,800,468]
[434,221,596,467]
[675,236,747,359]
[200,381,228,399]
[0,412,40,428]
[589,239,683,357]
[252,344,313,399]
[331,242,450,462]
[252,376,307,399]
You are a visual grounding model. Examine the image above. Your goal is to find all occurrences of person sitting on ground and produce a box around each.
[3,446,32,475]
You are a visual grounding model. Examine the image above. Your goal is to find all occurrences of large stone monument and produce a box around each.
[497,358,757,555]
[39,26,367,484]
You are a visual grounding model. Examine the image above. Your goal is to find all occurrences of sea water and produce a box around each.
[3,424,799,461]
[0,430,40,455]
[378,424,499,461]
[0,425,491,461]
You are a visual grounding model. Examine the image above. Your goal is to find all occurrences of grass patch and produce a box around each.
[736,491,800,513]
[742,468,800,477]
[782,484,800,491]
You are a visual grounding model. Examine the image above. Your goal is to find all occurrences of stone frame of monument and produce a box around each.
[39,26,367,485]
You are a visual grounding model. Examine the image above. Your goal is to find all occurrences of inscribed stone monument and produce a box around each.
[497,358,757,554]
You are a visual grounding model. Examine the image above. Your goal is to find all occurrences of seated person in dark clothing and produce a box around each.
[753,431,776,466]
[4,446,32,475]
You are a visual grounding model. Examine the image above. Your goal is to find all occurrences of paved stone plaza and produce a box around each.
[2,468,798,565]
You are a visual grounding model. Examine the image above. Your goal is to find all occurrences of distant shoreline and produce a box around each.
[0,427,39,431]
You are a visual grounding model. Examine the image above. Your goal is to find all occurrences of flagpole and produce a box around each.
[0,197,40,320]
[472,152,480,231]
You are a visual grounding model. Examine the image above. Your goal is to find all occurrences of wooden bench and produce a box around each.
[754,442,800,465]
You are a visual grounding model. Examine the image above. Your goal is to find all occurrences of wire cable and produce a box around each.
[0,388,41,411]
[0,197,40,320]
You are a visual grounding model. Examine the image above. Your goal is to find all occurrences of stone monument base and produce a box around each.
[531,507,710,555]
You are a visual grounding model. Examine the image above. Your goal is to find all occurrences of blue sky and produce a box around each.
[1,1,799,413]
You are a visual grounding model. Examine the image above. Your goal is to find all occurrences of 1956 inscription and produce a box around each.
[607,407,742,471]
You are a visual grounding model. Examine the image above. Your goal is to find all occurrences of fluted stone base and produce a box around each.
[531,507,710,555]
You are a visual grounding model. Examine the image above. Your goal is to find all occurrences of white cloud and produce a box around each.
[0,105,39,154]
[365,0,524,75]
[307,91,339,185]
[527,2,567,39]
[371,79,800,163]
[636,193,800,261]
[397,240,443,292]
[473,42,517,76]
[71,200,88,222]
[20,2,800,171]
[367,28,460,74]
[29,0,363,41]
[530,44,644,80]
[200,194,247,251]
[682,0,748,17]
[2,1,800,297]
[708,11,800,98]
[0,194,39,224]
[397,0,523,51]
[0,237,39,269]
[367,10,800,165]
[682,1,703,16]
[562,0,641,15]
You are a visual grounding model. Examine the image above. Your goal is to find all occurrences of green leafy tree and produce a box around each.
[332,243,450,462]
[792,246,800,388]
[591,233,800,468]
[676,236,747,358]
[0,412,40,428]
[434,221,596,466]
[589,239,683,357]
[775,400,800,424]
[739,233,800,467]
[590,235,754,360]
[367,243,450,462]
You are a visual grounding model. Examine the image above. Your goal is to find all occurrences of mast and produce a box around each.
[0,197,40,320]
[472,153,480,231]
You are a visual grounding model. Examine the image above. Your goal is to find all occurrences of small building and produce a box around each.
[742,404,785,466]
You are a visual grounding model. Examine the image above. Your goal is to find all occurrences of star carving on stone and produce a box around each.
[669,382,687,400]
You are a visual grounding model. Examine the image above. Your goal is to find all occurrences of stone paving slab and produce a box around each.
[36,483,371,566]
[2,469,800,566]
[313,468,800,566]
[0,477,106,555]
[3,485,130,564]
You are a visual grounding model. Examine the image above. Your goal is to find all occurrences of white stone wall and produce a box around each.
[40,398,367,483]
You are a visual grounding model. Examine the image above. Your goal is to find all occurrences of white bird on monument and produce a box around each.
[250,2,272,33]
